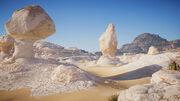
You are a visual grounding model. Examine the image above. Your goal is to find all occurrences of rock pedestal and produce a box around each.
[97,24,121,66]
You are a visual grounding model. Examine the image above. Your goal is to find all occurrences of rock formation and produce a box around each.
[99,23,117,56]
[0,34,15,59]
[118,70,180,101]
[51,65,92,83]
[151,69,180,84]
[5,5,56,61]
[97,24,121,66]
[148,46,159,55]
[118,33,180,54]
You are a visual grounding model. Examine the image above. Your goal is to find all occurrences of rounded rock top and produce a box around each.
[5,5,56,41]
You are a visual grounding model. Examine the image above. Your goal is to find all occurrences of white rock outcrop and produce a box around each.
[97,24,121,66]
[97,55,121,66]
[51,65,92,83]
[5,5,55,60]
[0,34,15,59]
[99,23,117,56]
[151,69,180,85]
[118,70,180,101]
[148,46,159,55]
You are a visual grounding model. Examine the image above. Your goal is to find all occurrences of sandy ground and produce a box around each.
[0,66,150,101]
[81,66,127,77]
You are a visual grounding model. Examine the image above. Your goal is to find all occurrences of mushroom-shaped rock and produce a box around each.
[0,34,15,59]
[99,23,117,56]
[5,5,56,59]
[148,46,159,55]
[97,24,121,66]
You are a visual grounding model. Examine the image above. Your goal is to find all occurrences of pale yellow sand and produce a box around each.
[0,66,150,101]
[81,66,127,77]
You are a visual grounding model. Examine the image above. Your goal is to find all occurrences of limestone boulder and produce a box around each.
[148,46,159,55]
[118,83,180,101]
[99,23,117,56]
[118,70,180,101]
[151,69,180,85]
[51,65,91,83]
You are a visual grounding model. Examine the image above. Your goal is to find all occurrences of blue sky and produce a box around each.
[0,0,180,52]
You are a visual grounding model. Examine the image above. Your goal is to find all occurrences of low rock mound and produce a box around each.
[97,55,122,66]
[118,70,180,101]
[51,65,94,83]
[34,41,96,64]
[0,58,98,96]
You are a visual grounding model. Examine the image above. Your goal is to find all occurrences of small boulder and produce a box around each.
[51,65,91,83]
[148,46,159,55]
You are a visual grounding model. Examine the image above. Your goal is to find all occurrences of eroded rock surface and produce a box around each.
[118,70,180,101]
[97,24,121,66]
[5,5,56,60]
[0,34,15,59]
[99,23,117,56]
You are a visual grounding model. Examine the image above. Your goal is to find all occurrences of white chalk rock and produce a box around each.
[97,55,121,66]
[99,23,117,56]
[118,83,180,101]
[118,69,180,101]
[96,24,121,66]
[5,5,55,40]
[151,69,180,85]
[148,46,159,55]
[5,5,55,60]
[0,34,15,58]
[51,65,91,83]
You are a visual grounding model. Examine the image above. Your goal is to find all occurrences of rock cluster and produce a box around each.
[118,70,180,101]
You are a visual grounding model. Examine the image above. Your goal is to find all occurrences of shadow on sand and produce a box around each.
[106,64,162,80]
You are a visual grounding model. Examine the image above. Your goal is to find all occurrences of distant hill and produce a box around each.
[117,33,180,54]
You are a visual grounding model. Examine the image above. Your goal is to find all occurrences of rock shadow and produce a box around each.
[106,64,162,80]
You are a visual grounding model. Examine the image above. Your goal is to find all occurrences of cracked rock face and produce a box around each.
[99,23,117,56]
